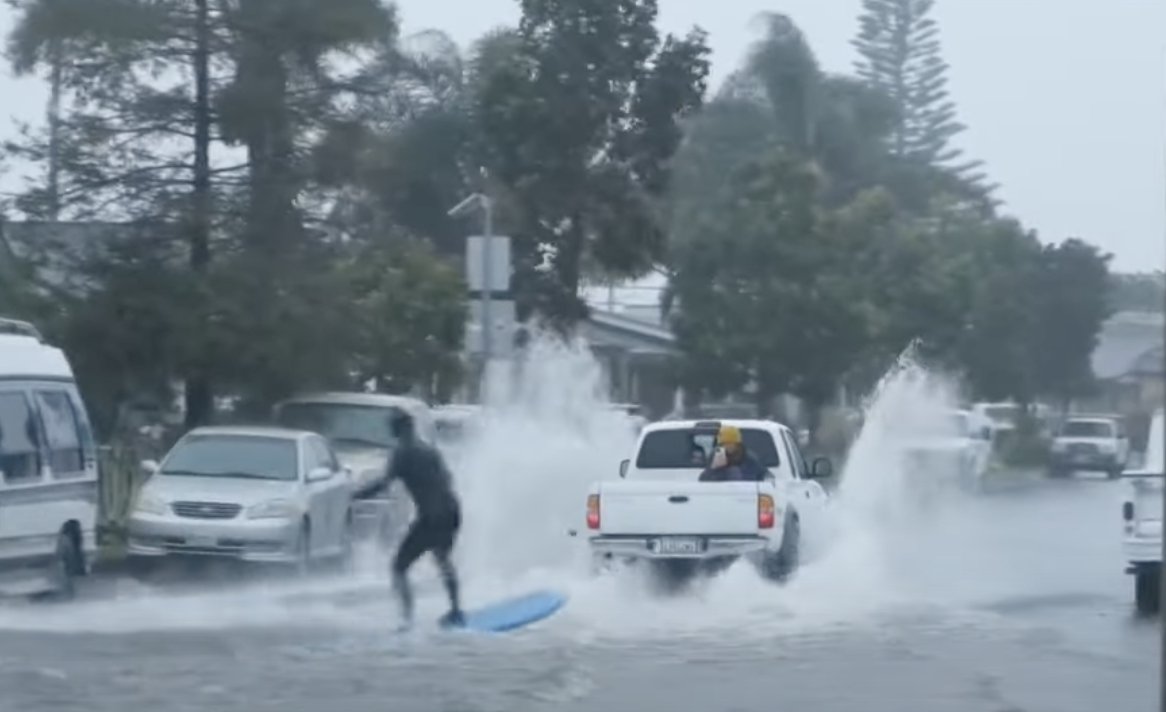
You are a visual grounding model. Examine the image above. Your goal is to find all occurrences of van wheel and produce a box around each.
[50,531,79,601]
[759,516,800,583]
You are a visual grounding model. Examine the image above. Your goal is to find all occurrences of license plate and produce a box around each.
[188,536,217,548]
[655,537,702,555]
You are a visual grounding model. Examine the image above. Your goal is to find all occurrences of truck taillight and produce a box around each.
[758,493,775,529]
[586,494,600,529]
[1123,501,1135,521]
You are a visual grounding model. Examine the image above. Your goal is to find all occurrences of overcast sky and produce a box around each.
[1,0,1162,272]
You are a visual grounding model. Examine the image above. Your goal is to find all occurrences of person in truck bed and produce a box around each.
[699,425,770,482]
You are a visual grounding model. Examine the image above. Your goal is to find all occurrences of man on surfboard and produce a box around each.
[371,410,464,629]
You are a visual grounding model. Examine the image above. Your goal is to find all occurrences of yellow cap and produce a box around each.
[717,425,741,446]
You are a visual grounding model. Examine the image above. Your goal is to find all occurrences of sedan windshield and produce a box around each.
[161,435,299,481]
[275,403,402,449]
[1060,420,1114,438]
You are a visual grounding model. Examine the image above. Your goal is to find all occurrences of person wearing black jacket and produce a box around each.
[368,410,464,629]
[698,425,769,482]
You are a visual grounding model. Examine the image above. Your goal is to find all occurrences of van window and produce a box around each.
[0,391,41,482]
[34,390,85,477]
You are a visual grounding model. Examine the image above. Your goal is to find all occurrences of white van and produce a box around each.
[0,318,98,597]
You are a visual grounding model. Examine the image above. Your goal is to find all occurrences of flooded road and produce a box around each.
[0,476,1153,712]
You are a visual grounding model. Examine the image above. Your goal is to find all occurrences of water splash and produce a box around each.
[0,339,993,636]
[452,334,638,585]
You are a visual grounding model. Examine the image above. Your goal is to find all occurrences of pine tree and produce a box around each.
[851,0,986,186]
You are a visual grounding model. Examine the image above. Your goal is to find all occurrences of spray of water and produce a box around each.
[0,338,997,636]
[452,335,638,586]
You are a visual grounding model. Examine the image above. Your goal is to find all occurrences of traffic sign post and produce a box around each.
[464,234,513,360]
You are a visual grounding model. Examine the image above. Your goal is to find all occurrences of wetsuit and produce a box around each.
[374,412,463,628]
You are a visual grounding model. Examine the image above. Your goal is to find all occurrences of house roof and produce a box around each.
[0,221,139,293]
[581,309,675,356]
[1092,311,1165,380]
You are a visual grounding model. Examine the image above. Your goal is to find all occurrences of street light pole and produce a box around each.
[481,195,494,363]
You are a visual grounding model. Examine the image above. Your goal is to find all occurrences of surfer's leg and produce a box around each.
[433,512,463,626]
[391,520,427,625]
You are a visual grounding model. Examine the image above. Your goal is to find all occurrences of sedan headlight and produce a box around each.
[134,492,168,515]
[1097,441,1116,454]
[247,498,300,520]
[1051,441,1068,452]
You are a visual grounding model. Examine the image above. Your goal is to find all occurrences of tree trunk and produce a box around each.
[184,0,214,429]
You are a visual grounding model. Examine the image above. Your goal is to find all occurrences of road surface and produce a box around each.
[0,475,1153,712]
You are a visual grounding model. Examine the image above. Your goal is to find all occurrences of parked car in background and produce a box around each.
[273,392,434,496]
[1048,415,1130,479]
[127,426,354,571]
[900,409,994,493]
[432,404,484,449]
[607,403,649,435]
[272,392,435,544]
[0,317,99,599]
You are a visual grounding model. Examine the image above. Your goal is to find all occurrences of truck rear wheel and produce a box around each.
[758,516,800,583]
[1135,567,1160,614]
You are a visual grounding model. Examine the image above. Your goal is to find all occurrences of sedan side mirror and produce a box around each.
[140,459,159,477]
[306,467,333,483]
[619,459,629,478]
[809,457,833,479]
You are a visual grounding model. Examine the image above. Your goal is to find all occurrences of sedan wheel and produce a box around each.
[294,521,311,577]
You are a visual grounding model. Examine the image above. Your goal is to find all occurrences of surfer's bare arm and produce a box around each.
[367,448,406,498]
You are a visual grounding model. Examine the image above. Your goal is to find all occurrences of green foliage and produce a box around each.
[668,151,876,412]
[851,0,988,191]
[1110,271,1164,313]
[476,0,710,327]
[2,0,469,432]
[667,12,1113,423]
[340,236,467,399]
[0,0,1118,443]
[1025,239,1113,404]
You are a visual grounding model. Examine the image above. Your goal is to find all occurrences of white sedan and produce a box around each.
[127,426,355,570]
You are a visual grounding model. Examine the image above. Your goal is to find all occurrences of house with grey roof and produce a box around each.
[1085,310,1163,414]
[0,220,138,296]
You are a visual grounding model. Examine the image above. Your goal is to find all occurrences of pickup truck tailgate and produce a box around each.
[597,481,762,535]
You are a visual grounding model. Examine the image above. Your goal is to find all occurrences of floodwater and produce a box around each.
[0,344,1153,712]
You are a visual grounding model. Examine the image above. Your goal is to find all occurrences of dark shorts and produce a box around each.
[392,506,461,573]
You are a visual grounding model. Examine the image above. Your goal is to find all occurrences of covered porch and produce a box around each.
[580,310,677,418]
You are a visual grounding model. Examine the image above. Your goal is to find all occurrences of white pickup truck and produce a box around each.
[1121,408,1163,614]
[578,419,832,584]
[899,409,993,492]
[1050,415,1131,479]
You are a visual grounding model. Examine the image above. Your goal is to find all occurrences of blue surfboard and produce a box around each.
[450,589,568,633]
